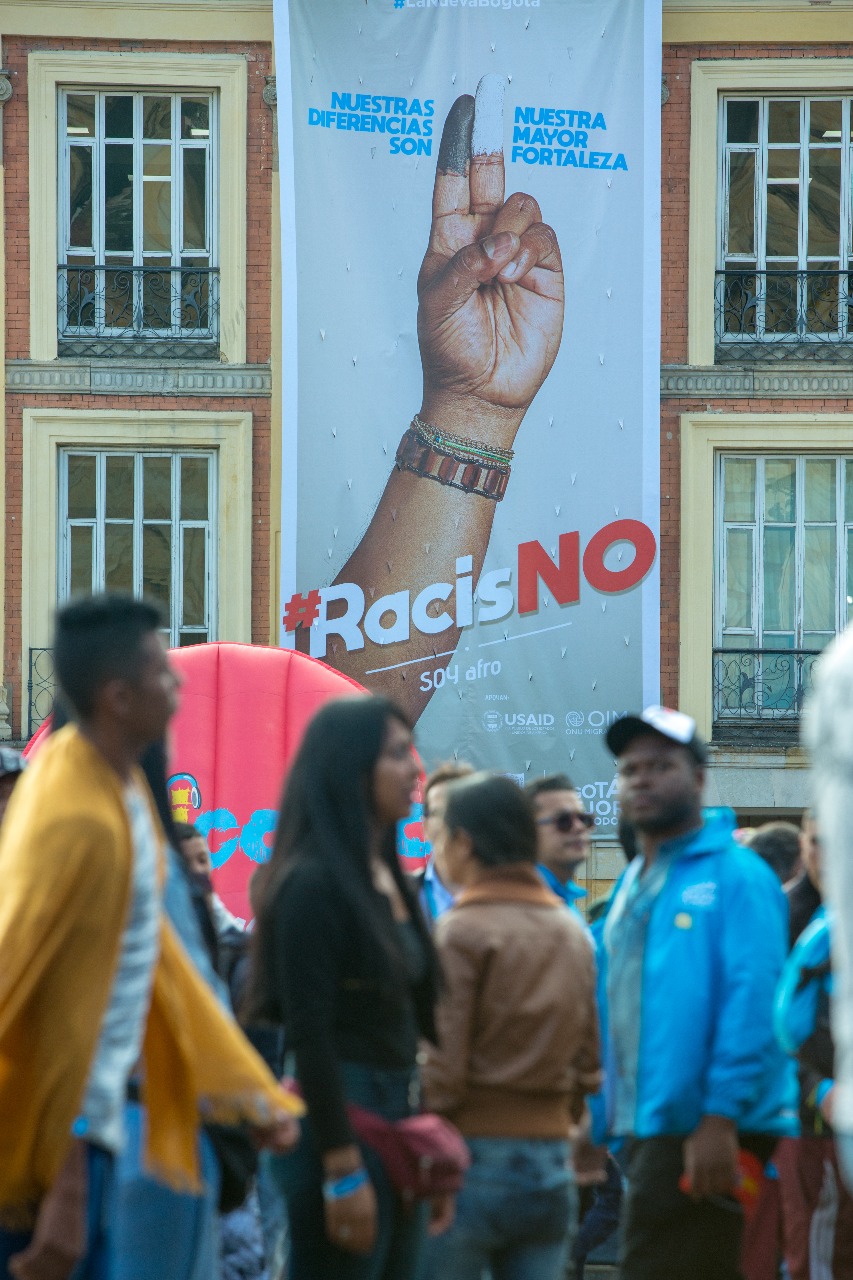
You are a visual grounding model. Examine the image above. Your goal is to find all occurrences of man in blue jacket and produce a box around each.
[602,706,797,1280]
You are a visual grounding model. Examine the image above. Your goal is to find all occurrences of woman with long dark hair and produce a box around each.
[248,695,445,1280]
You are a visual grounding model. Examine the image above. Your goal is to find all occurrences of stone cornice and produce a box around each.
[662,365,853,398]
[0,1,272,40]
[5,360,271,397]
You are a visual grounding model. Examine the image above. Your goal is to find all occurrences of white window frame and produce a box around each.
[58,89,218,342]
[28,51,247,363]
[21,408,253,725]
[58,448,218,646]
[715,453,853,650]
[717,94,853,347]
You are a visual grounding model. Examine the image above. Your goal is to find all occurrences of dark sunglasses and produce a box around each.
[536,810,595,833]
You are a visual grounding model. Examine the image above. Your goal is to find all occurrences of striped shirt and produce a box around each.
[76,782,161,1152]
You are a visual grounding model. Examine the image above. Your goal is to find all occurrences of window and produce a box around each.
[717,95,853,359]
[715,453,853,720]
[58,89,218,357]
[60,449,217,646]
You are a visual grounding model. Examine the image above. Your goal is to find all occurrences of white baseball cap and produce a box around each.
[605,705,708,764]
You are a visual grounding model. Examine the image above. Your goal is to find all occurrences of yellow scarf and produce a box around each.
[0,726,302,1226]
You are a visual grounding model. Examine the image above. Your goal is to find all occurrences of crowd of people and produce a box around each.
[2,591,853,1280]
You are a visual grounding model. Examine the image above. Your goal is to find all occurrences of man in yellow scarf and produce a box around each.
[0,595,303,1280]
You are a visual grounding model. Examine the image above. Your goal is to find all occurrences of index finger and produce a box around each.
[470,74,506,215]
[432,95,475,221]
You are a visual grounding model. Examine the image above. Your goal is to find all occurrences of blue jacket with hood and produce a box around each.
[602,809,798,1139]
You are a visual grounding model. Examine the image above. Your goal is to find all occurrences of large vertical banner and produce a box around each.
[274,0,661,838]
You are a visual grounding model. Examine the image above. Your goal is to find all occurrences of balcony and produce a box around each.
[715,268,853,364]
[712,647,820,744]
[57,264,220,360]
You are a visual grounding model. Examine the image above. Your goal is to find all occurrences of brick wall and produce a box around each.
[2,35,274,363]
[1,34,275,733]
[660,41,853,711]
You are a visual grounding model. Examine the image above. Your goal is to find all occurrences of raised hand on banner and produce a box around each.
[306,76,566,724]
[417,77,565,449]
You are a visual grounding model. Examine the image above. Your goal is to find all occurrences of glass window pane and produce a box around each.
[727,154,755,255]
[763,526,796,632]
[143,180,172,253]
[142,261,172,330]
[143,144,171,177]
[182,150,207,252]
[847,529,853,622]
[104,96,133,139]
[765,459,796,523]
[105,524,134,593]
[767,150,799,180]
[769,100,800,144]
[182,527,206,626]
[104,263,134,328]
[810,100,842,142]
[806,259,839,334]
[69,147,93,249]
[69,525,93,595]
[727,100,758,145]
[143,525,171,614]
[724,458,756,522]
[804,526,836,632]
[179,632,208,646]
[808,149,841,258]
[181,97,210,139]
[725,528,753,630]
[67,455,97,519]
[104,144,133,252]
[181,457,208,520]
[144,456,172,519]
[105,455,135,520]
[66,95,95,137]
[766,186,799,258]
[143,97,172,140]
[805,459,836,522]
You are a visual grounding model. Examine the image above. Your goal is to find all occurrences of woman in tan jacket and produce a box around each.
[421,772,601,1280]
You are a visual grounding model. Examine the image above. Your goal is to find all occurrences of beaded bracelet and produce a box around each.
[411,414,514,468]
[396,416,512,501]
[323,1168,369,1201]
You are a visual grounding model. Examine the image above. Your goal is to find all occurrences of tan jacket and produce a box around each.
[422,862,601,1139]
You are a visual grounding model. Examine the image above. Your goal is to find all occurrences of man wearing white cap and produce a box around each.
[601,706,797,1280]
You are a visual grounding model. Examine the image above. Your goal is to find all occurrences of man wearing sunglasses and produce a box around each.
[525,773,594,920]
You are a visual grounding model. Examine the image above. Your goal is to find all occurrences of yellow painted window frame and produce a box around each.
[689,59,853,367]
[680,411,853,738]
[28,50,247,363]
[21,407,253,718]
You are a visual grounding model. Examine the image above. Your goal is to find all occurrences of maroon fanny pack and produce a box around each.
[346,1103,471,1201]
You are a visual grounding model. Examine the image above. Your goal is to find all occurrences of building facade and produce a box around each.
[0,0,846,886]
[0,0,280,742]
[662,0,853,829]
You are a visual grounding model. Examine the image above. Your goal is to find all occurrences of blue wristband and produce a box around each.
[815,1078,834,1108]
[323,1168,369,1201]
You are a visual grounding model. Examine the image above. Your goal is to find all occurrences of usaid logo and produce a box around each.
[482,711,556,735]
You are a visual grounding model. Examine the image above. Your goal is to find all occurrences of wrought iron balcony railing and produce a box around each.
[57,264,220,360]
[712,647,821,727]
[715,268,853,363]
[28,648,55,740]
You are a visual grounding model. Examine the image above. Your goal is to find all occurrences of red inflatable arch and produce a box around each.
[28,643,427,921]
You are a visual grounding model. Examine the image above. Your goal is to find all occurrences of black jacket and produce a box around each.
[260,858,436,1152]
